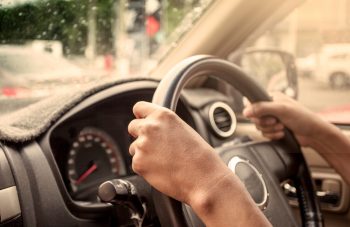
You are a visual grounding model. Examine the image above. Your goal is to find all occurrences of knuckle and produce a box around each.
[252,104,262,116]
[157,108,176,120]
[142,121,160,134]
[129,142,135,155]
[136,137,149,150]
[128,119,136,132]
[132,157,144,175]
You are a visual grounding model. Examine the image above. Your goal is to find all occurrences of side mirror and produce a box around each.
[233,49,298,99]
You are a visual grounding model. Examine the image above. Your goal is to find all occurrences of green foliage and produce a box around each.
[164,0,198,37]
[165,1,186,36]
[95,0,116,54]
[0,0,115,55]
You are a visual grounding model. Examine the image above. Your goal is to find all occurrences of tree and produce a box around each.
[0,0,115,56]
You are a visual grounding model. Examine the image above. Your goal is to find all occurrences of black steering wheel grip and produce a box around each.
[151,55,323,227]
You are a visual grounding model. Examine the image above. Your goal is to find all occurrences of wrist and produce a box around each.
[189,171,234,215]
[307,120,347,153]
[305,119,339,149]
[189,170,271,227]
[188,170,254,218]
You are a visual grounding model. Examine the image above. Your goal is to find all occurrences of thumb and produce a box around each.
[243,101,284,118]
[133,101,160,119]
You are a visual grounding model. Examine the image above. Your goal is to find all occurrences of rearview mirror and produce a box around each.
[233,49,298,99]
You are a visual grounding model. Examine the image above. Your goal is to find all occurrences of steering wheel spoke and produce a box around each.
[216,142,297,224]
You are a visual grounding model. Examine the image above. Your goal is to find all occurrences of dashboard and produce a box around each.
[0,58,336,226]
[49,86,198,202]
[0,79,242,226]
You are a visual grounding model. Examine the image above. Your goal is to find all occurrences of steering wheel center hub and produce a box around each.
[228,156,269,210]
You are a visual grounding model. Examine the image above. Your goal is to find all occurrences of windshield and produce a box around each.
[0,0,213,98]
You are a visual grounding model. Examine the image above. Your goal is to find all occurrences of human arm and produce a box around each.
[128,101,271,227]
[243,93,350,185]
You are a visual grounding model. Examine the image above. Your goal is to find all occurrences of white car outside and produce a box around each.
[315,44,350,88]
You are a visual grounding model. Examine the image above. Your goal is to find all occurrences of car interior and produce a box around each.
[0,0,350,226]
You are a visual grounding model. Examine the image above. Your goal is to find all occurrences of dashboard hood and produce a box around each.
[0,78,158,143]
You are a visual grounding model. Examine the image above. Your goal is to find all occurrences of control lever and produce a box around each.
[283,182,340,206]
[98,179,147,227]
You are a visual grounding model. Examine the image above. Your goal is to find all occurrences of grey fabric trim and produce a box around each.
[0,78,158,143]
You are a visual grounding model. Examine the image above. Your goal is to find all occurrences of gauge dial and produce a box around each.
[67,127,126,198]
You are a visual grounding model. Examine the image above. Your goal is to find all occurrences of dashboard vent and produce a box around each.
[208,102,236,138]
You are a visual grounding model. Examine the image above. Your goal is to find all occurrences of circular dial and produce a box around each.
[67,127,126,200]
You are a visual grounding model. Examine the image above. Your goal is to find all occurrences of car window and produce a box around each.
[0,0,214,100]
[242,0,350,125]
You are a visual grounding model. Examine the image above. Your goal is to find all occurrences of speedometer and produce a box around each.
[67,127,126,200]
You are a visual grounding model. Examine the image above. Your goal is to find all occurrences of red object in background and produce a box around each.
[104,54,114,71]
[1,87,31,98]
[2,87,18,97]
[146,16,160,37]
[318,105,350,124]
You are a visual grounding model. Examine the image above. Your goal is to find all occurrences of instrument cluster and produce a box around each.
[49,88,197,203]
[67,127,127,201]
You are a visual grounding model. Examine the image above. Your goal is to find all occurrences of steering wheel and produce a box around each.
[151,55,323,227]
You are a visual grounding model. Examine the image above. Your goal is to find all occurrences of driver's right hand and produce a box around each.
[128,101,232,206]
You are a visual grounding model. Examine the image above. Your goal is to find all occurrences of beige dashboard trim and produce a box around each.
[0,186,21,223]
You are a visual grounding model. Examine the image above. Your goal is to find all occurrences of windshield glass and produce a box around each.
[0,0,213,99]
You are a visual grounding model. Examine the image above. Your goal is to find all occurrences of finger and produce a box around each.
[128,136,149,156]
[262,131,285,140]
[129,141,136,156]
[243,101,285,118]
[131,152,145,175]
[256,123,284,133]
[133,101,160,119]
[128,118,143,138]
[251,116,277,126]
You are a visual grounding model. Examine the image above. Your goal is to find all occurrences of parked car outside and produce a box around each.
[296,53,317,78]
[314,44,350,88]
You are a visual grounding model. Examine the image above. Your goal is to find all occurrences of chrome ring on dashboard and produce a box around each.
[228,156,269,210]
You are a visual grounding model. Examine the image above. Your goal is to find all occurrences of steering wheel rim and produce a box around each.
[151,55,323,227]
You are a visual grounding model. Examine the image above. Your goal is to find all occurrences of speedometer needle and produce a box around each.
[76,163,98,185]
